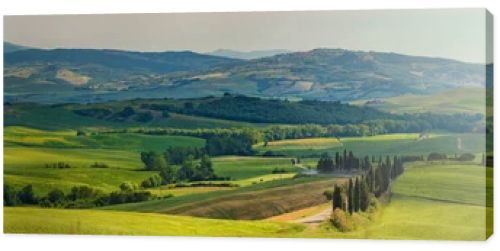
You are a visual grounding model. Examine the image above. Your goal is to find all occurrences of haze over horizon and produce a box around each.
[4,9,491,64]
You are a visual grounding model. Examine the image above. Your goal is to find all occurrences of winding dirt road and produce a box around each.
[294,208,332,224]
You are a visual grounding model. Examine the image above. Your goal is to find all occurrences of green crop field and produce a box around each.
[4,162,491,239]
[4,207,304,237]
[3,126,311,196]
[3,149,306,196]
[3,126,206,195]
[254,133,486,157]
[4,126,205,151]
[104,176,337,214]
[211,156,305,180]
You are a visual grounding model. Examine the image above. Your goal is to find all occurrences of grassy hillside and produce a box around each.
[4,207,303,237]
[162,179,341,220]
[4,126,205,150]
[5,103,262,130]
[295,162,492,240]
[5,162,491,239]
[254,133,486,157]
[3,126,308,195]
[354,87,486,115]
[104,177,338,215]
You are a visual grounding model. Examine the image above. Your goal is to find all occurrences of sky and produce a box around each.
[4,9,492,64]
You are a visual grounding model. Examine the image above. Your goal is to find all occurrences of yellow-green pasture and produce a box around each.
[254,133,486,157]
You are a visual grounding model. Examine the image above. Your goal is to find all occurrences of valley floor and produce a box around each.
[4,161,492,240]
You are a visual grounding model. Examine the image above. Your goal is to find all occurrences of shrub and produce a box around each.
[90,162,108,168]
[108,191,153,205]
[427,152,447,161]
[401,155,424,162]
[141,151,168,171]
[323,189,334,200]
[262,151,285,157]
[47,189,65,205]
[119,182,136,192]
[271,167,288,174]
[67,186,97,201]
[4,185,19,206]
[18,185,37,204]
[367,194,381,214]
[115,106,135,118]
[141,174,163,188]
[457,153,475,161]
[135,112,154,122]
[45,162,72,169]
[76,130,86,136]
[330,208,354,232]
[189,182,239,188]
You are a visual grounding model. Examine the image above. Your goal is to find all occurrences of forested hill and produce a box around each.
[163,95,391,124]
[65,94,483,133]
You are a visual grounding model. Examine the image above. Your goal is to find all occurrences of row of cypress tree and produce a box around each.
[331,153,406,214]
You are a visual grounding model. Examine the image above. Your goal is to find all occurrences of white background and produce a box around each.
[0,0,498,250]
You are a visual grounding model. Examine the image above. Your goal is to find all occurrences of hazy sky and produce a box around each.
[4,9,491,63]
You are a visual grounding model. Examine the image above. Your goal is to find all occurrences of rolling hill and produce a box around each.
[4,41,34,53]
[4,45,487,103]
[208,49,290,60]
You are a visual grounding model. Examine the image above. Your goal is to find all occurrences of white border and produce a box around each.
[0,1,498,251]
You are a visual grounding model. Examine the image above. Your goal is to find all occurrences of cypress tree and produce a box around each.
[354,177,360,212]
[333,184,342,210]
[335,152,340,169]
[360,179,370,211]
[348,179,354,214]
[348,151,354,170]
[343,149,347,170]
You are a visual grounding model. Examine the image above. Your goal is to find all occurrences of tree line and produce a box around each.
[140,149,227,186]
[131,95,482,133]
[320,150,406,212]
[327,152,409,231]
[3,183,160,208]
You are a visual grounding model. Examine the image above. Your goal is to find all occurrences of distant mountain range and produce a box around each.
[4,42,33,53]
[3,42,488,104]
[208,49,290,60]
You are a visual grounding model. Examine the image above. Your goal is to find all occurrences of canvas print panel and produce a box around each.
[2,9,493,240]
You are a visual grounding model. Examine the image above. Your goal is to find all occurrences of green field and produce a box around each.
[5,162,492,240]
[255,133,486,157]
[352,87,487,115]
[104,176,337,215]
[3,148,306,196]
[4,126,205,151]
[295,162,493,240]
[4,126,205,195]
[3,126,308,195]
[4,207,303,237]
[3,123,491,239]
